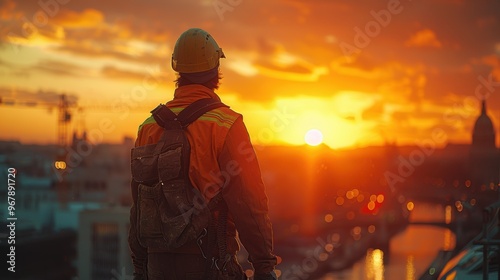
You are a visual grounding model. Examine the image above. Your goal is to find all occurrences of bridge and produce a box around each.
[400,186,498,229]
[275,188,499,280]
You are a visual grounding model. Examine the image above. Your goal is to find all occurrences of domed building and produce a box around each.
[469,100,499,188]
[472,100,496,150]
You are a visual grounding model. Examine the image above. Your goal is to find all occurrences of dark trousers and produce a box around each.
[147,252,247,280]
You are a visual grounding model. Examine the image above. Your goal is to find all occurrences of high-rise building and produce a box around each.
[78,207,133,280]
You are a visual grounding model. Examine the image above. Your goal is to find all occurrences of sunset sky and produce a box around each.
[0,0,499,149]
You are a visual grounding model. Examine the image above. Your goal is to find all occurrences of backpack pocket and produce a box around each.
[137,183,163,247]
[157,145,183,182]
[137,180,210,250]
[131,144,158,183]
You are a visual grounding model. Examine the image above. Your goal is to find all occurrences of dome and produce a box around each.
[473,113,494,134]
[472,100,495,149]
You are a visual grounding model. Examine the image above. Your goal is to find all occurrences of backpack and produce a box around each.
[130,98,228,250]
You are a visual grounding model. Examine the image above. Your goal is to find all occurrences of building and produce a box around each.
[0,138,134,279]
[469,99,499,189]
[78,207,133,280]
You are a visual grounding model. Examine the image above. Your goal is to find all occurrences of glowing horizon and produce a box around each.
[0,0,499,149]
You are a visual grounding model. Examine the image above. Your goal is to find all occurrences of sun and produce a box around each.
[304,129,323,146]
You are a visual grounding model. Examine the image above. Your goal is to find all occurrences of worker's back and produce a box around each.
[128,28,278,280]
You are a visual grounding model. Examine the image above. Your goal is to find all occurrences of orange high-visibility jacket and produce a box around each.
[129,84,277,275]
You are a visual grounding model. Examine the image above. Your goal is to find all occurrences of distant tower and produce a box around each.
[472,100,496,150]
[470,99,498,188]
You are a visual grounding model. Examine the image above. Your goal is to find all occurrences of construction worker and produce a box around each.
[128,28,278,280]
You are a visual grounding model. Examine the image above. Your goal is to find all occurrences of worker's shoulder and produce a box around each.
[137,115,157,133]
[199,105,241,129]
[137,105,241,132]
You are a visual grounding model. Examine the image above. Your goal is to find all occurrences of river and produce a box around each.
[317,202,455,280]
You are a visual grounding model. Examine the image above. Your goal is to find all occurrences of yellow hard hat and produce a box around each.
[171,28,225,73]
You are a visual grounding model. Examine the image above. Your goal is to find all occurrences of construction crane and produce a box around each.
[1,92,154,208]
[0,93,74,147]
[1,93,75,208]
[57,94,72,149]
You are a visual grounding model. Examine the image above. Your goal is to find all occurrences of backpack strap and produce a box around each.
[177,98,229,128]
[151,98,229,129]
[150,104,178,129]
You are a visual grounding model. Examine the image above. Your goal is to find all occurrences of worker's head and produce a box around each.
[172,28,225,90]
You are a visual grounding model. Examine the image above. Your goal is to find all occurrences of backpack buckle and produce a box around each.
[196,228,208,259]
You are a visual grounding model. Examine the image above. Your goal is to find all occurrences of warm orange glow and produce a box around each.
[367,201,376,211]
[366,249,385,280]
[325,243,334,252]
[405,29,442,48]
[352,188,360,197]
[406,201,415,211]
[368,225,376,233]
[443,229,455,251]
[302,147,318,234]
[406,255,415,280]
[445,205,452,224]
[0,4,498,280]
[0,2,498,149]
[54,161,67,170]
[346,190,354,199]
[304,129,323,146]
[336,196,345,206]
[324,214,333,223]
[245,269,253,278]
[269,96,369,149]
[352,226,362,235]
[318,252,328,261]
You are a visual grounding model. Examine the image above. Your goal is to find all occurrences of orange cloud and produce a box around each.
[0,0,19,20]
[330,58,391,80]
[405,29,442,48]
[248,43,329,81]
[255,62,328,82]
[481,54,500,81]
[225,45,328,82]
[101,65,158,82]
[5,26,64,49]
[52,8,104,28]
